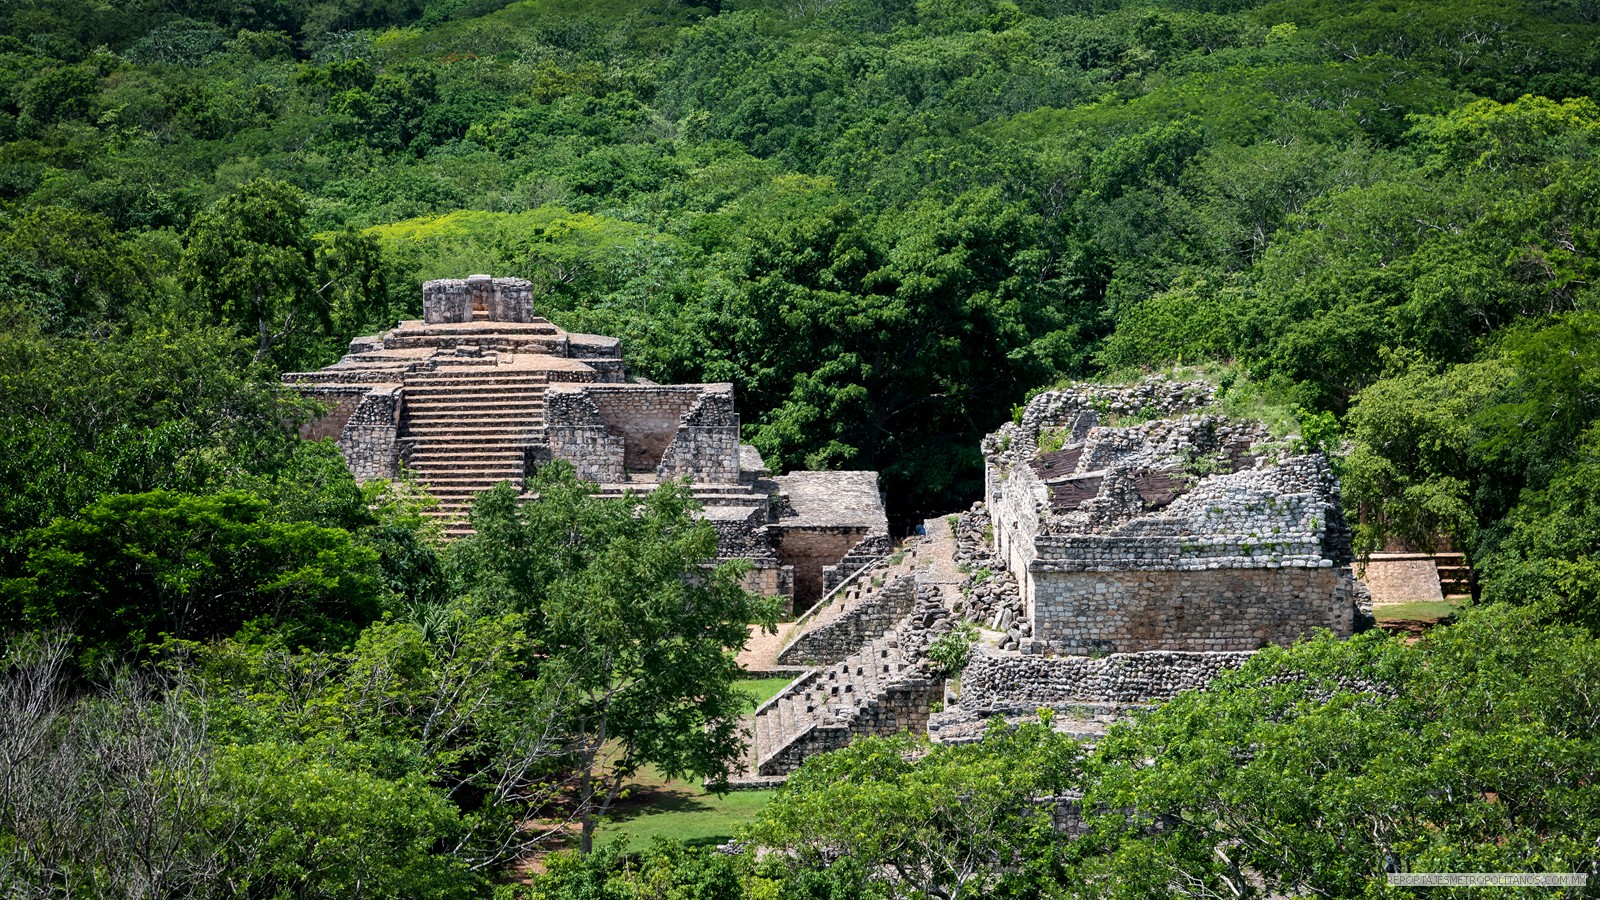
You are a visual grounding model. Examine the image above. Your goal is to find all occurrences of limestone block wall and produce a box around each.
[485,278,533,322]
[567,335,627,382]
[987,465,1047,608]
[423,279,471,323]
[339,387,401,481]
[777,576,918,666]
[423,276,536,323]
[1031,567,1357,654]
[544,388,626,482]
[820,532,893,597]
[545,384,741,481]
[658,427,741,482]
[547,426,626,482]
[959,646,1251,707]
[659,388,740,481]
[296,387,365,442]
[740,563,794,611]
[591,388,700,472]
[1360,555,1444,602]
[776,525,873,610]
[845,678,943,739]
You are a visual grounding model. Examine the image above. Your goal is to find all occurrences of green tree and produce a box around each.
[449,464,778,853]
[180,180,386,368]
[750,723,1080,900]
[1077,605,1600,899]
[11,490,384,665]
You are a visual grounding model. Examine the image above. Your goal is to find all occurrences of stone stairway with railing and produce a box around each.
[748,617,941,777]
[731,517,962,784]
[400,366,549,536]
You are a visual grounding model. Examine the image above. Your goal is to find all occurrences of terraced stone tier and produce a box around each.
[401,367,549,536]
[750,629,939,777]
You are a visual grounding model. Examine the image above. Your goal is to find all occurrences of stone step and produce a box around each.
[409,470,521,483]
[402,392,547,405]
[404,382,548,393]
[408,459,525,471]
[405,414,545,427]
[403,399,546,412]
[422,486,514,499]
[404,434,531,446]
[403,425,542,437]
[405,372,551,384]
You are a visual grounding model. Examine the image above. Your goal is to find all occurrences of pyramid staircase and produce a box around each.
[399,367,549,536]
[720,518,967,783]
[748,626,939,777]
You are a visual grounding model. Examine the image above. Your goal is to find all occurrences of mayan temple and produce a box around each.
[283,275,888,611]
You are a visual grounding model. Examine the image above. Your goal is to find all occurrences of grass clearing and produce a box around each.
[738,676,794,709]
[595,784,775,849]
[1375,599,1464,622]
[591,677,790,848]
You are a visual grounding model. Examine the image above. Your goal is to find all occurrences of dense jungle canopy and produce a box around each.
[5,0,1600,895]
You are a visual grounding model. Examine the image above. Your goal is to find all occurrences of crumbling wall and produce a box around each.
[545,384,742,481]
[776,526,873,609]
[339,387,401,481]
[544,388,625,482]
[657,388,742,482]
[984,377,1359,655]
[589,388,700,472]
[960,646,1251,707]
[423,276,535,323]
[777,576,919,666]
[296,387,365,442]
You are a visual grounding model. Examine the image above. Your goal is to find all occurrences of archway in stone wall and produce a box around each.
[589,390,700,475]
[777,526,870,612]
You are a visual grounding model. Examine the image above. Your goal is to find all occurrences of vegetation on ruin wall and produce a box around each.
[4,0,1600,894]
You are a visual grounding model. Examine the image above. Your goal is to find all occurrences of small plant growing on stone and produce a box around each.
[1182,449,1230,478]
[1036,427,1070,454]
[926,623,979,678]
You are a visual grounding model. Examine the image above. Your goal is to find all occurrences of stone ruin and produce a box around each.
[290,293,1369,784]
[911,376,1370,743]
[980,377,1362,657]
[283,276,889,613]
[719,375,1373,781]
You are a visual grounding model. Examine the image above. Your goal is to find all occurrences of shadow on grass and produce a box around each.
[602,792,716,824]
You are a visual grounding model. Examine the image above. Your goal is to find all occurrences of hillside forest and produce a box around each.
[3,0,1600,895]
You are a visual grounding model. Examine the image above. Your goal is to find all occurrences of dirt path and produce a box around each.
[737,623,796,672]
[916,514,965,588]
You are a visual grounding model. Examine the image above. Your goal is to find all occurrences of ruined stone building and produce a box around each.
[981,378,1362,655]
[283,275,887,611]
[734,376,1371,780]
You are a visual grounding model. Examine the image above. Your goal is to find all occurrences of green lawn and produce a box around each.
[1375,599,1464,622]
[738,676,794,710]
[591,677,790,848]
[595,786,775,849]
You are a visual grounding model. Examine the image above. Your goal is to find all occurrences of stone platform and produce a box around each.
[285,275,891,608]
